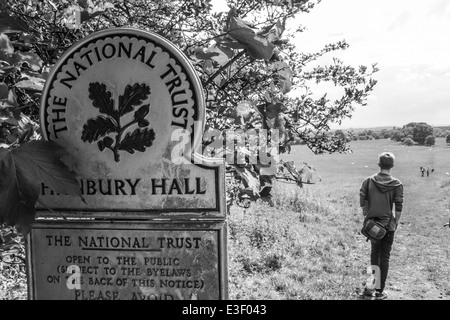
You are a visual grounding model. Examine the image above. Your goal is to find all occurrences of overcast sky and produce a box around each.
[213,0,450,129]
[295,0,450,129]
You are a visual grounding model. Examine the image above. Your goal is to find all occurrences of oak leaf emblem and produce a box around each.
[81,82,155,162]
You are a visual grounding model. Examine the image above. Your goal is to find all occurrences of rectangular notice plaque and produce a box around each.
[27,220,228,300]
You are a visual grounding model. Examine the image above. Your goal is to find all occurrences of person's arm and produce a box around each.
[395,211,402,226]
[359,179,369,216]
[394,184,404,228]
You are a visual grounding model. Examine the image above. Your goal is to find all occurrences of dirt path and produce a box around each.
[381,172,450,300]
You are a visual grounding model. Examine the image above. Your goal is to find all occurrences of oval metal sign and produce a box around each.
[39,28,225,216]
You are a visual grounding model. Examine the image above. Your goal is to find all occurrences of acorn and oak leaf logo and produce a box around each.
[81,82,155,162]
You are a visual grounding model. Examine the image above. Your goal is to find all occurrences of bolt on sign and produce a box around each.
[27,28,227,300]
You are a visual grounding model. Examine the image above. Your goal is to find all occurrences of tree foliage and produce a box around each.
[424,135,435,147]
[387,123,436,145]
[403,137,414,146]
[403,122,434,145]
[0,0,379,227]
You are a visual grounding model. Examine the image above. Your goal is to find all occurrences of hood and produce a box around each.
[370,172,402,193]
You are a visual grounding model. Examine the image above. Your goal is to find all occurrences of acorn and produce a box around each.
[97,140,105,151]
[138,119,150,127]
[103,136,114,147]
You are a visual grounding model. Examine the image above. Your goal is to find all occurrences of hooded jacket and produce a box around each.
[360,172,404,231]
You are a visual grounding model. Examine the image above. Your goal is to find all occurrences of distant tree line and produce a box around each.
[388,122,438,146]
[362,122,450,146]
[291,122,450,147]
[318,122,450,147]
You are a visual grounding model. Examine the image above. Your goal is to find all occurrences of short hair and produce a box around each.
[378,152,395,169]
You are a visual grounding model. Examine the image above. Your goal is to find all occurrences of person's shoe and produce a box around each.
[374,291,388,300]
[361,287,375,297]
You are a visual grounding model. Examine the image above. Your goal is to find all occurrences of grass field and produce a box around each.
[1,138,450,300]
[228,138,450,299]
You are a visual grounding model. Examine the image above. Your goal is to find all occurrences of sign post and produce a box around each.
[27,28,227,300]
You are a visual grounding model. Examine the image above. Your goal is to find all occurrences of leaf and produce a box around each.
[280,160,302,186]
[258,18,287,43]
[0,148,39,233]
[13,141,83,198]
[273,61,292,94]
[81,116,117,143]
[231,165,260,196]
[15,76,45,92]
[78,1,114,24]
[217,38,247,50]
[226,14,274,61]
[194,47,219,60]
[118,83,151,117]
[0,51,22,66]
[298,163,321,184]
[0,12,28,34]
[18,51,43,71]
[19,34,37,45]
[203,59,214,75]
[0,34,14,54]
[0,66,19,78]
[134,104,149,120]
[209,44,233,66]
[0,34,21,66]
[118,128,155,154]
[0,82,8,99]
[256,101,286,130]
[9,88,18,107]
[3,87,18,108]
[258,154,278,176]
[88,82,116,117]
[0,141,83,234]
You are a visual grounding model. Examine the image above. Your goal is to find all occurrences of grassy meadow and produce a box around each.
[1,138,450,300]
[228,138,450,300]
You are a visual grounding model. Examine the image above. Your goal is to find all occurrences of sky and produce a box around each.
[294,0,450,129]
[212,0,450,129]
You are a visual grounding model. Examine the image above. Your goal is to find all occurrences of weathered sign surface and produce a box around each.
[38,28,225,217]
[28,220,227,300]
[28,28,228,300]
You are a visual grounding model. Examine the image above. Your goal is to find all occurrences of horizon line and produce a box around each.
[331,123,450,130]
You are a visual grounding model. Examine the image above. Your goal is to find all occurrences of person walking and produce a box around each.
[359,152,404,300]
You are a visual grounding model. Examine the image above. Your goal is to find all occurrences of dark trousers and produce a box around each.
[370,231,395,292]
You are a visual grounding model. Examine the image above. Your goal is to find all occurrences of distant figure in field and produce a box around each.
[443,217,449,228]
[359,152,404,300]
[420,167,425,177]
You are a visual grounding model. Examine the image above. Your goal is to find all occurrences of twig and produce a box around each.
[203,50,246,87]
